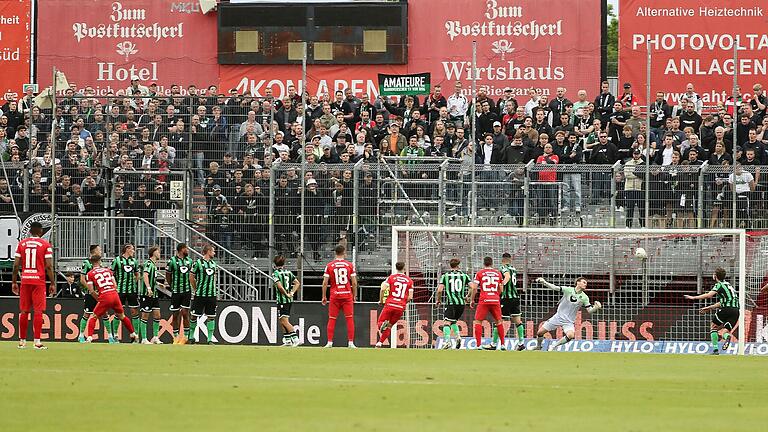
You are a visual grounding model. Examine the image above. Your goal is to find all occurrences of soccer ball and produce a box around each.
[634,247,648,260]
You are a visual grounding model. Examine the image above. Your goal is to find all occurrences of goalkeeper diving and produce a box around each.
[534,277,602,351]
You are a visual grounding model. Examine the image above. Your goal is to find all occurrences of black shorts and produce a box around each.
[443,304,465,322]
[170,292,192,312]
[277,302,292,318]
[501,298,522,318]
[119,293,139,309]
[191,296,218,317]
[83,295,98,314]
[140,295,160,313]
[713,307,739,330]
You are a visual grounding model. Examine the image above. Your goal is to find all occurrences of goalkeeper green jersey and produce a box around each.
[192,258,218,297]
[273,268,297,305]
[439,270,471,305]
[80,259,93,295]
[711,281,738,308]
[166,255,193,293]
[140,259,158,297]
[499,264,519,299]
[554,286,591,322]
[111,255,139,294]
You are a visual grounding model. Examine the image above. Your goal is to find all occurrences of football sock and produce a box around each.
[710,330,719,350]
[206,319,216,342]
[450,323,460,338]
[111,317,119,338]
[86,316,97,338]
[153,321,160,340]
[19,312,29,340]
[121,316,135,334]
[131,315,140,337]
[345,316,355,342]
[722,332,731,342]
[103,317,112,337]
[516,324,525,343]
[496,323,506,346]
[474,323,482,346]
[78,317,87,335]
[32,311,43,340]
[189,320,198,340]
[379,326,392,344]
[536,336,544,349]
[442,325,451,341]
[491,327,499,344]
[140,319,148,340]
[173,329,179,338]
[552,335,572,348]
[326,318,337,343]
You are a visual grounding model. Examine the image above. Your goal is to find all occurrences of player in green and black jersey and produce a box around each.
[273,255,301,347]
[111,243,140,342]
[139,246,165,344]
[498,253,525,351]
[77,244,116,343]
[166,243,194,344]
[684,267,740,355]
[436,258,471,349]
[189,245,218,344]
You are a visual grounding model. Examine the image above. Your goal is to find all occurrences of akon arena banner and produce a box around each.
[220,0,602,100]
[619,0,768,106]
[36,0,219,96]
[3,298,768,353]
[0,0,31,103]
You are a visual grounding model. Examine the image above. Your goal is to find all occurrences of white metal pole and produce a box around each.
[299,41,307,298]
[738,230,746,355]
[732,37,738,228]
[470,40,478,226]
[390,226,399,349]
[645,41,651,226]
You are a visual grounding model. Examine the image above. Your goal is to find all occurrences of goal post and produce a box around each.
[390,226,760,355]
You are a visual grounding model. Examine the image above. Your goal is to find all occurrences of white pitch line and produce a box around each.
[0,367,760,395]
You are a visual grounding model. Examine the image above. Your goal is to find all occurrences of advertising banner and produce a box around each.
[2,298,767,354]
[619,0,768,106]
[0,0,31,103]
[378,73,430,96]
[36,0,219,96]
[220,0,602,99]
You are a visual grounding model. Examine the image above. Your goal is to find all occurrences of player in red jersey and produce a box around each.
[469,256,506,350]
[12,222,55,350]
[321,244,358,348]
[375,262,413,348]
[84,255,138,343]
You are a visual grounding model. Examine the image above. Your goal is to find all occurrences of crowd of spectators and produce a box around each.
[2,76,767,248]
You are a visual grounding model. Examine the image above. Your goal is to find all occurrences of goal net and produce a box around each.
[389,226,768,356]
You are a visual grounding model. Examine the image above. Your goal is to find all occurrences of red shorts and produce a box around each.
[328,297,354,319]
[93,292,125,317]
[377,305,404,327]
[474,302,502,322]
[19,284,46,312]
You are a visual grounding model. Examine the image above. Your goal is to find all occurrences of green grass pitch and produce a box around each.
[1,342,765,432]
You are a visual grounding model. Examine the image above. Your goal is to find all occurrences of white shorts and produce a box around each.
[541,315,575,334]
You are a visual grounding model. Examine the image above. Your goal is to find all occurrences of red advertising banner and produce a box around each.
[221,0,602,99]
[619,0,768,106]
[0,0,31,103]
[36,0,219,96]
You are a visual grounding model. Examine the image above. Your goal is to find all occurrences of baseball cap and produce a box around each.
[633,149,641,155]
[623,82,632,89]
[212,184,222,191]
[493,121,502,127]
[307,179,318,185]
[504,87,512,93]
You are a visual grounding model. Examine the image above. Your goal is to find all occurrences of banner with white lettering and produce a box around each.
[36,0,218,96]
[0,0,31,103]
[619,0,768,106]
[219,0,602,99]
[378,73,430,96]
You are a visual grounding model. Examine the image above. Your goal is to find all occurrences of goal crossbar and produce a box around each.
[391,226,748,355]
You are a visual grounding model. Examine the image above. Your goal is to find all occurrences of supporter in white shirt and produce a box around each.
[523,87,540,117]
[728,163,755,194]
